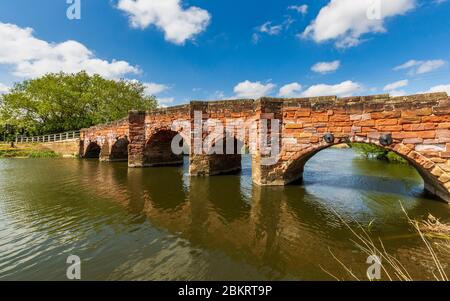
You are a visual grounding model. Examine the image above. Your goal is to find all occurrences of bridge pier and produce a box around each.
[250,98,286,185]
[189,154,241,176]
[99,140,111,162]
[99,138,129,162]
[128,111,146,167]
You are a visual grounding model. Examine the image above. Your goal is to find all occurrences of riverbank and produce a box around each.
[0,144,60,158]
[0,138,79,158]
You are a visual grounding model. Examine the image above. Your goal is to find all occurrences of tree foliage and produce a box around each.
[0,72,157,137]
[351,143,407,164]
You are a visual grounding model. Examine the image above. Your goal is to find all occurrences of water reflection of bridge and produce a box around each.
[75,156,449,280]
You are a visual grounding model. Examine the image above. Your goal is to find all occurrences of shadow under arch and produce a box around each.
[282,142,449,202]
[84,141,101,158]
[110,137,129,161]
[143,129,188,167]
[198,131,250,176]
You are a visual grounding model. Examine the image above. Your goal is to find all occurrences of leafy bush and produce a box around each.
[350,143,407,164]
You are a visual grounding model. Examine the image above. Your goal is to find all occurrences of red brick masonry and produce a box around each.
[81,92,450,203]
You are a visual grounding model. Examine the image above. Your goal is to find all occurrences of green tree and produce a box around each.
[351,143,407,164]
[0,72,157,136]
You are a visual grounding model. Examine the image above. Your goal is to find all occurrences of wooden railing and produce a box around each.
[15,131,80,143]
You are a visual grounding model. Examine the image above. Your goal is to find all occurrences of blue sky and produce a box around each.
[0,0,449,106]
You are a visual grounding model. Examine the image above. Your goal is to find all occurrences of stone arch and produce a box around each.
[84,141,101,158]
[110,137,129,161]
[189,130,248,176]
[143,129,186,167]
[281,140,450,202]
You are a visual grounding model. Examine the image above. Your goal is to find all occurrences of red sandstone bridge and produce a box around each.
[80,92,450,203]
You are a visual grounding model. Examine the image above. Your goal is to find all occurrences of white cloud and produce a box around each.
[143,82,169,95]
[383,79,408,96]
[394,59,446,75]
[258,22,283,36]
[0,83,9,94]
[278,82,303,97]
[388,90,407,97]
[251,33,261,44]
[253,16,295,43]
[420,84,450,95]
[301,0,415,48]
[311,60,340,74]
[393,59,420,70]
[117,0,211,45]
[301,80,361,97]
[234,80,275,98]
[394,60,445,74]
[288,4,308,15]
[211,90,226,99]
[157,97,175,107]
[383,79,408,91]
[417,60,446,74]
[0,22,139,79]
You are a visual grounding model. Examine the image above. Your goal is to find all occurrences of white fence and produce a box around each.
[15,131,80,143]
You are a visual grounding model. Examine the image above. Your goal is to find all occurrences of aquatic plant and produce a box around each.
[321,203,449,281]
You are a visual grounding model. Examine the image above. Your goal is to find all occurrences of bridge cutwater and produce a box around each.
[79,92,450,203]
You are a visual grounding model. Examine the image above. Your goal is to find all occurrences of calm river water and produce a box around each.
[0,148,449,280]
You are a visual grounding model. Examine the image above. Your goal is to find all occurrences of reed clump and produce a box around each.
[321,203,449,281]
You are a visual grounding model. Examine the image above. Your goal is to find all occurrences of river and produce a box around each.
[0,148,449,280]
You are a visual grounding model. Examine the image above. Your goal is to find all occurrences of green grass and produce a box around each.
[28,150,60,158]
[0,147,59,158]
